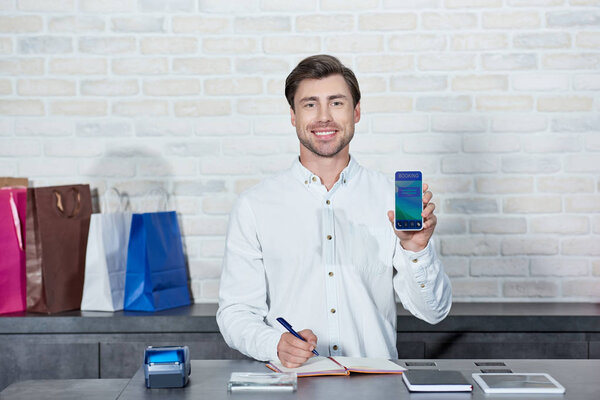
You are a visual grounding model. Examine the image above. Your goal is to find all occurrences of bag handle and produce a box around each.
[53,187,81,218]
[143,187,169,212]
[102,187,130,213]
[9,191,24,251]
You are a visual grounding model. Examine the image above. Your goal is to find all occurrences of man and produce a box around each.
[217,54,452,368]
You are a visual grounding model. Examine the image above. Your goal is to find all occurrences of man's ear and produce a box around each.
[290,107,296,127]
[354,102,361,124]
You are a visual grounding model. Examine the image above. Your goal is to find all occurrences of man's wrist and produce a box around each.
[400,239,427,252]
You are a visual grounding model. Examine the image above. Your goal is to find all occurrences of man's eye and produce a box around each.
[332,101,343,106]
[304,103,315,108]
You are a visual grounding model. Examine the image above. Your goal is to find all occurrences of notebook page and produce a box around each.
[268,356,346,374]
[333,357,406,373]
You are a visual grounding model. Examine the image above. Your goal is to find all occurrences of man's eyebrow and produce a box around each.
[298,96,318,103]
[298,94,348,103]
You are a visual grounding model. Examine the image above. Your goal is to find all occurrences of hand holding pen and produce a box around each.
[276,317,319,368]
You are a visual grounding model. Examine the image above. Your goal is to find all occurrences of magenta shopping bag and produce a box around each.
[0,187,27,314]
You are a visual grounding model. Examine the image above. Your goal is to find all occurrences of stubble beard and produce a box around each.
[297,128,354,158]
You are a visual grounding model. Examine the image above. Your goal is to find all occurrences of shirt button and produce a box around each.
[312,176,317,182]
[330,308,336,314]
[328,271,334,277]
[332,345,338,351]
[304,180,308,184]
[327,235,332,240]
[420,283,425,288]
[326,200,330,205]
[412,258,418,263]
[343,179,346,184]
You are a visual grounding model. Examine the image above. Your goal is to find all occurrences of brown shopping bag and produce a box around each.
[26,184,92,313]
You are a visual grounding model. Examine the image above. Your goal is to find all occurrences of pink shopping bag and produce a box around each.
[0,187,27,314]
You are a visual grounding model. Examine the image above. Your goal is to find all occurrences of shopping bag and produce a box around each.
[0,177,28,188]
[81,189,132,312]
[26,184,92,313]
[0,186,27,314]
[124,210,191,312]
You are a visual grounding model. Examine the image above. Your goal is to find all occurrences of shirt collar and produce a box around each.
[291,154,359,187]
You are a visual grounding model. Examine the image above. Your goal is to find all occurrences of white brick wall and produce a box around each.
[1,1,598,302]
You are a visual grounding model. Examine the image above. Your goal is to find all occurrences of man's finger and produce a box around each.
[283,337,311,351]
[282,360,304,368]
[422,202,435,218]
[280,351,309,367]
[422,214,437,230]
[422,190,433,204]
[280,348,313,363]
[298,329,318,347]
[282,333,315,352]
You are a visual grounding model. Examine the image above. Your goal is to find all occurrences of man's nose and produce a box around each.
[317,104,332,122]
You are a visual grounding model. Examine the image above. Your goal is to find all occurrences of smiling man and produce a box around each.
[217,55,452,368]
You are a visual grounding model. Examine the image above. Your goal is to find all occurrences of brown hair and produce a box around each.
[285,54,361,111]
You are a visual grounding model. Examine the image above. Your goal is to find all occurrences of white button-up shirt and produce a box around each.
[217,156,452,362]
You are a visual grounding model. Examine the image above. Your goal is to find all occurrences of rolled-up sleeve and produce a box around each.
[392,239,452,324]
[216,196,281,362]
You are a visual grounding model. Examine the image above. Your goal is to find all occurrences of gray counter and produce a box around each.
[1,303,599,391]
[0,379,129,400]
[2,302,599,333]
[2,359,599,400]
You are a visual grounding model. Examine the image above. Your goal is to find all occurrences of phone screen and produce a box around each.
[395,171,423,231]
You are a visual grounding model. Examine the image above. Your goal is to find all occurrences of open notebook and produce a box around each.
[266,356,406,377]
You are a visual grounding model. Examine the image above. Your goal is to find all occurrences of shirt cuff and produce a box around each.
[266,328,282,362]
[401,240,433,262]
[399,240,434,284]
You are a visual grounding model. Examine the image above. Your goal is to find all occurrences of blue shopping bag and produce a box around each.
[123,211,191,311]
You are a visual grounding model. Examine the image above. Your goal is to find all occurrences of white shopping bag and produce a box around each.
[81,189,132,312]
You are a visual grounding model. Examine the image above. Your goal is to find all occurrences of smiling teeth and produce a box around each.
[314,131,335,136]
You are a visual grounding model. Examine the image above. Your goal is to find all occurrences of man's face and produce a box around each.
[291,74,360,159]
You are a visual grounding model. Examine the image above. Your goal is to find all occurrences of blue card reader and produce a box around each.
[144,346,190,388]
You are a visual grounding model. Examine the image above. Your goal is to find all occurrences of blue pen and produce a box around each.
[276,317,319,356]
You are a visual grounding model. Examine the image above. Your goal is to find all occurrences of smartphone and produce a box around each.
[395,171,423,231]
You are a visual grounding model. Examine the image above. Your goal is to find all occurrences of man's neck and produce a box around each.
[299,147,350,191]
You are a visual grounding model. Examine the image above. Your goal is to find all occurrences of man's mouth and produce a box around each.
[312,129,337,137]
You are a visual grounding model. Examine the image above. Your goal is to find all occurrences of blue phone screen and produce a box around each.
[395,171,422,230]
